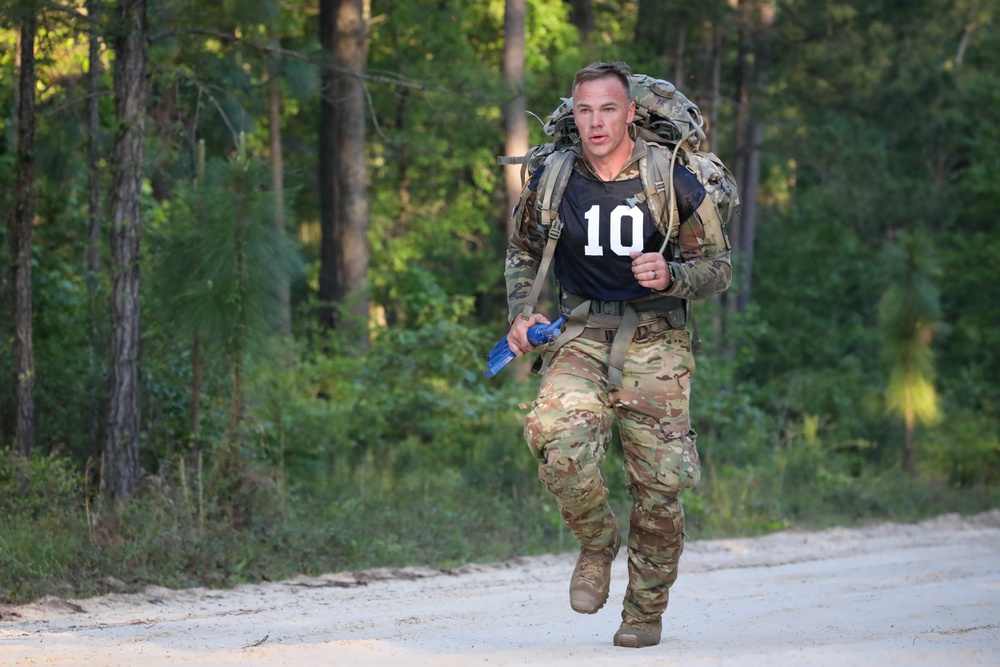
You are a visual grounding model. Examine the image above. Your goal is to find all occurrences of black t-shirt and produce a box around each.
[554,169,664,301]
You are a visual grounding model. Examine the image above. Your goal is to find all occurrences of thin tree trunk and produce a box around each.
[729,0,752,260]
[903,391,916,475]
[87,0,102,282]
[104,0,148,502]
[635,0,661,56]
[503,0,527,237]
[708,20,724,350]
[741,1,773,314]
[317,0,339,329]
[10,9,38,458]
[86,0,104,455]
[723,0,770,365]
[566,0,594,36]
[327,0,370,335]
[673,26,686,86]
[190,336,202,436]
[190,140,205,441]
[708,22,722,152]
[231,150,248,433]
[722,0,752,359]
[267,41,291,336]
[635,0,677,74]
[737,120,762,311]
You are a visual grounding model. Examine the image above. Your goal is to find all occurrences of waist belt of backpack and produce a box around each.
[535,291,686,387]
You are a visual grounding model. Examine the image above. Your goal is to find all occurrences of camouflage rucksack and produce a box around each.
[499,73,740,322]
[500,73,739,231]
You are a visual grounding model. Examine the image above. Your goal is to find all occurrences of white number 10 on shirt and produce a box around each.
[583,204,645,256]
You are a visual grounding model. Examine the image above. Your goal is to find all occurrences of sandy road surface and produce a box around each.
[2,511,998,666]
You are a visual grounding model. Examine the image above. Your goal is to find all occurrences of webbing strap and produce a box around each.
[518,151,576,321]
[535,298,591,375]
[539,290,689,380]
[607,304,640,388]
[518,223,559,321]
[688,300,702,355]
[551,293,643,388]
[497,153,528,189]
[647,147,680,242]
[538,151,576,225]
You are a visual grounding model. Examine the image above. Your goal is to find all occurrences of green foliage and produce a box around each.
[246,276,539,492]
[687,419,1000,539]
[0,449,99,602]
[919,408,1000,488]
[878,232,941,427]
[152,144,302,347]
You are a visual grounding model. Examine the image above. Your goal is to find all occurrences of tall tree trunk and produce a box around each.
[635,0,679,74]
[502,0,527,237]
[317,0,340,329]
[319,0,370,334]
[190,140,206,441]
[231,139,248,434]
[148,78,178,202]
[722,2,749,358]
[104,0,148,502]
[736,120,762,311]
[725,0,772,354]
[334,0,370,331]
[635,0,662,56]
[86,0,104,456]
[10,8,38,458]
[707,22,722,153]
[87,0,102,284]
[566,0,594,49]
[708,20,724,351]
[673,26,687,85]
[267,45,291,336]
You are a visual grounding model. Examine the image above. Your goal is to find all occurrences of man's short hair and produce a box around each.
[573,61,632,99]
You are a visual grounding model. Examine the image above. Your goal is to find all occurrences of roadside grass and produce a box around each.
[1,447,998,605]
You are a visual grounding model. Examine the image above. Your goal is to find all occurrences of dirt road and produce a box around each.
[2,511,998,666]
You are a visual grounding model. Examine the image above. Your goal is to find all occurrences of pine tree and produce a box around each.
[878,232,941,475]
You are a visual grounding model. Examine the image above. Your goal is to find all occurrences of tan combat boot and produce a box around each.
[569,530,621,614]
[613,617,662,648]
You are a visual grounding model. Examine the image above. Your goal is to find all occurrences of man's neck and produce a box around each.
[583,138,637,181]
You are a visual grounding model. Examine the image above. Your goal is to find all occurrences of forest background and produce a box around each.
[0,0,998,605]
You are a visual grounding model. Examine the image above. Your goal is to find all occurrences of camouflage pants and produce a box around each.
[524,327,700,623]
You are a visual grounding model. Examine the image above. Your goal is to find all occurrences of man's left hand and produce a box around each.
[630,251,670,291]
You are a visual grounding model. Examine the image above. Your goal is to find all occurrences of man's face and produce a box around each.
[572,76,636,165]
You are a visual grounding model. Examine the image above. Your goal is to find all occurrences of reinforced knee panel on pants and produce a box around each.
[623,428,702,496]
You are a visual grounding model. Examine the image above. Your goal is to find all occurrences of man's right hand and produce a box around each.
[507,313,551,357]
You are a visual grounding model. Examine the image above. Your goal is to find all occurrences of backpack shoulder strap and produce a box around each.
[517,149,577,321]
[624,141,685,253]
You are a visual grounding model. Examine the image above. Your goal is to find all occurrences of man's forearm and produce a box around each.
[504,243,541,322]
[664,251,732,301]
